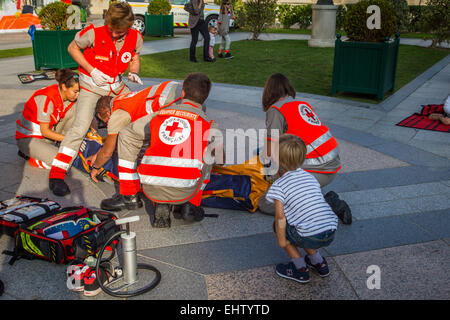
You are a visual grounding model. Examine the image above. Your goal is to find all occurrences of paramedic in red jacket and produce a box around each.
[101,73,223,228]
[48,2,143,197]
[259,73,352,224]
[16,69,79,169]
[87,81,182,182]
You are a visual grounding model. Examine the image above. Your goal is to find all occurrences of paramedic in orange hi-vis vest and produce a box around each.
[87,81,182,182]
[48,2,144,197]
[259,73,352,224]
[101,73,224,228]
[16,69,79,169]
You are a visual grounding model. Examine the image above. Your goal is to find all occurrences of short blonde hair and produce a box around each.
[105,2,135,30]
[278,134,307,172]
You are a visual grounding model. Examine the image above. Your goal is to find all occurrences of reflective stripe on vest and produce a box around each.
[303,147,339,167]
[16,114,42,137]
[139,175,200,188]
[140,156,203,170]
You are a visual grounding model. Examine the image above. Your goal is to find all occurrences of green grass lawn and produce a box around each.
[0,36,167,59]
[234,28,434,39]
[143,35,179,42]
[139,39,449,103]
[0,47,33,59]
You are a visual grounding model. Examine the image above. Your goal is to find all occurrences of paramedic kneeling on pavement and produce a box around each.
[86,81,182,182]
[48,2,143,197]
[16,69,79,169]
[101,72,223,228]
[259,73,352,224]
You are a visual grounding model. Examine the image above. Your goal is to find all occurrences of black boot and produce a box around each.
[153,203,171,228]
[181,202,205,222]
[100,193,142,212]
[49,178,70,197]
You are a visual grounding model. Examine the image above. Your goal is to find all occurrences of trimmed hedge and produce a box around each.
[147,0,171,15]
[344,0,396,42]
[276,4,312,29]
[37,1,71,31]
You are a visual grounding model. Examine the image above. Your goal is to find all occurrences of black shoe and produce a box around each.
[49,178,70,197]
[18,150,29,160]
[181,202,205,222]
[324,191,340,207]
[224,52,233,59]
[172,205,183,220]
[100,193,142,212]
[153,203,171,228]
[335,200,352,225]
[190,58,198,63]
[204,57,215,62]
[218,53,224,58]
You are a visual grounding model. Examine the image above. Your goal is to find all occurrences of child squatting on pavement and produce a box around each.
[266,134,338,283]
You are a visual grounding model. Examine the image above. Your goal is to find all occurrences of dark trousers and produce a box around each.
[190,19,210,61]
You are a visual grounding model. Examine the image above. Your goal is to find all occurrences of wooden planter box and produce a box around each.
[32,29,80,71]
[331,34,400,100]
[145,13,174,37]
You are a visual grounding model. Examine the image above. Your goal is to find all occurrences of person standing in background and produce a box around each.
[188,0,214,63]
[218,0,234,59]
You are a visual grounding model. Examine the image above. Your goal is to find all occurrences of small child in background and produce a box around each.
[218,0,234,59]
[208,26,217,62]
[266,134,338,284]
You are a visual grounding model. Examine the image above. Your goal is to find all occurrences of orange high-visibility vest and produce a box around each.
[78,24,141,82]
[112,81,181,123]
[16,84,74,140]
[270,100,341,174]
[137,104,212,193]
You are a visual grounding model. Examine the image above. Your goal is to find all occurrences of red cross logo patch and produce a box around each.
[299,104,321,126]
[159,117,191,145]
[121,52,132,64]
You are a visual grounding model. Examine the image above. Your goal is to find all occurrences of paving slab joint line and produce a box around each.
[137,253,208,277]
[324,254,362,300]
[401,214,449,242]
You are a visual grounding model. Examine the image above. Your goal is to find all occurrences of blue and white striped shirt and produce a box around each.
[266,168,338,237]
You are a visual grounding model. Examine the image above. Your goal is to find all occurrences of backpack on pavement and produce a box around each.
[0,195,60,237]
[3,206,119,265]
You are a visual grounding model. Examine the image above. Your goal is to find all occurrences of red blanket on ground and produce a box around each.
[396,104,450,133]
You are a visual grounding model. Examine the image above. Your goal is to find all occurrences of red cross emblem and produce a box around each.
[299,104,321,126]
[165,122,183,137]
[304,107,316,121]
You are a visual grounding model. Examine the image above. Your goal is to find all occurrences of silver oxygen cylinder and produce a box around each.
[120,231,138,284]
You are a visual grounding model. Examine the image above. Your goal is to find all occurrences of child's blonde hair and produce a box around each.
[208,25,216,33]
[278,134,307,172]
[105,2,135,30]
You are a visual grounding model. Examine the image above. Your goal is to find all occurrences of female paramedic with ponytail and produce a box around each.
[258,73,352,224]
[48,1,144,197]
[16,69,79,169]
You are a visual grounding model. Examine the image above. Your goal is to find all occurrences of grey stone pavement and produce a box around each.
[0,31,449,301]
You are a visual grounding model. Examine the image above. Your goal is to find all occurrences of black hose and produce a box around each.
[95,230,161,298]
[0,279,4,296]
